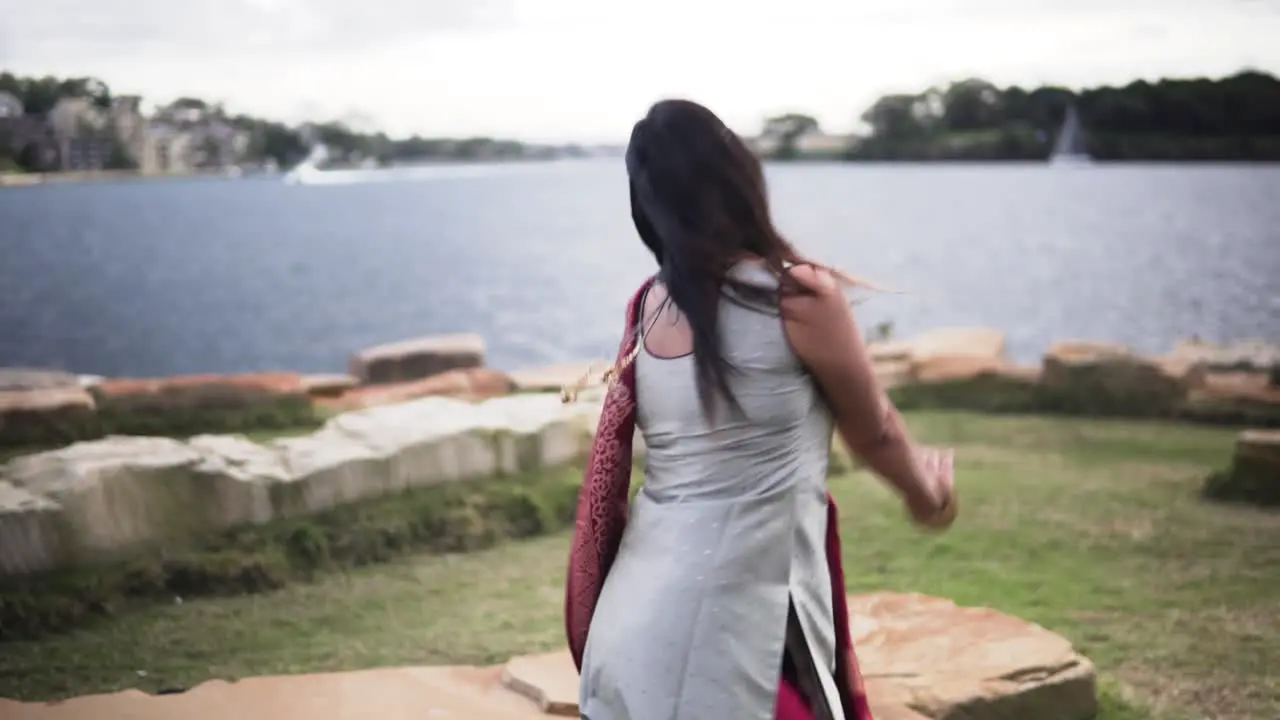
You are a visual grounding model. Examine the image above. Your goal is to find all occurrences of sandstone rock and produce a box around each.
[508,361,611,394]
[96,373,305,398]
[848,593,1097,720]
[300,374,358,399]
[243,394,590,519]
[1182,371,1280,427]
[864,329,1015,385]
[321,369,514,412]
[186,434,288,526]
[350,333,485,385]
[4,436,219,561]
[0,368,80,392]
[901,327,1011,391]
[906,327,1007,363]
[867,341,914,364]
[0,393,603,576]
[91,373,315,437]
[1203,429,1280,506]
[911,355,1014,384]
[0,666,550,720]
[1170,338,1280,373]
[264,431,388,518]
[500,593,1096,720]
[872,359,914,389]
[1041,341,1189,417]
[501,655,578,716]
[1157,357,1209,390]
[889,362,1041,414]
[0,386,97,446]
[0,480,65,575]
[1046,340,1129,360]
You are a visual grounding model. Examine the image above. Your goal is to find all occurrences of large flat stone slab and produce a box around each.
[501,593,1097,720]
[847,593,1097,720]
[0,666,547,720]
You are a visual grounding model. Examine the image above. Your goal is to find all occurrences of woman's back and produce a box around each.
[579,263,844,720]
[636,262,833,503]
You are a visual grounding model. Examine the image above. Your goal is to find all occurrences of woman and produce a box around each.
[564,99,957,720]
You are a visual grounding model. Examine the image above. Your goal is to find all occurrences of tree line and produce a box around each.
[0,72,537,171]
[763,70,1280,161]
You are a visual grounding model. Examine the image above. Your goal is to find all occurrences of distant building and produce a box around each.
[109,95,149,168]
[153,101,205,126]
[191,118,249,169]
[793,131,852,157]
[744,130,851,159]
[0,91,23,118]
[144,101,248,172]
[1,116,60,172]
[0,91,60,171]
[744,135,782,157]
[142,122,196,174]
[48,97,113,171]
[5,92,249,175]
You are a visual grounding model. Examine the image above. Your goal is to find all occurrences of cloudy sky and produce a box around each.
[1,0,1277,142]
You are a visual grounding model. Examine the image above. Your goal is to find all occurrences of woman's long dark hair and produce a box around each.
[625,99,813,418]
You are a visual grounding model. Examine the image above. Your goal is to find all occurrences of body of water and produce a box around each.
[2,161,1277,377]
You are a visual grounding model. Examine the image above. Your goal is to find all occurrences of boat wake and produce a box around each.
[282,156,556,187]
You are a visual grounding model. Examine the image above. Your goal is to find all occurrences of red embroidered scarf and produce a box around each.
[564,279,874,720]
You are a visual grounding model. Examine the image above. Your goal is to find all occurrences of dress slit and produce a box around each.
[781,599,840,720]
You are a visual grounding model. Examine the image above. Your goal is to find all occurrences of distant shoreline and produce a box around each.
[0,167,237,188]
[0,157,619,189]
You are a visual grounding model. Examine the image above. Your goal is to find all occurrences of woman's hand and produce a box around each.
[907,446,957,531]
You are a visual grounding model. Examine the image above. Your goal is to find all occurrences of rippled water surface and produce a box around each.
[2,161,1277,376]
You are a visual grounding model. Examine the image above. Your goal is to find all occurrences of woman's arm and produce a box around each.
[781,264,955,529]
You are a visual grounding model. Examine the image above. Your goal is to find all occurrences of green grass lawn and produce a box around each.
[0,412,1275,719]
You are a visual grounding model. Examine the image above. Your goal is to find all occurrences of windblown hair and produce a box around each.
[624,99,876,418]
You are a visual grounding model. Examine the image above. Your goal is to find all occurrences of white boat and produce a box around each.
[1049,105,1092,166]
[282,144,330,184]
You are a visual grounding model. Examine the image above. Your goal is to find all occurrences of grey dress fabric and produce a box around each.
[579,264,844,720]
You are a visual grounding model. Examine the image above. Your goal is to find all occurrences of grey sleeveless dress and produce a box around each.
[579,265,845,720]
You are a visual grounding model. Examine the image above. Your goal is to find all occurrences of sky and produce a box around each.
[1,0,1278,143]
